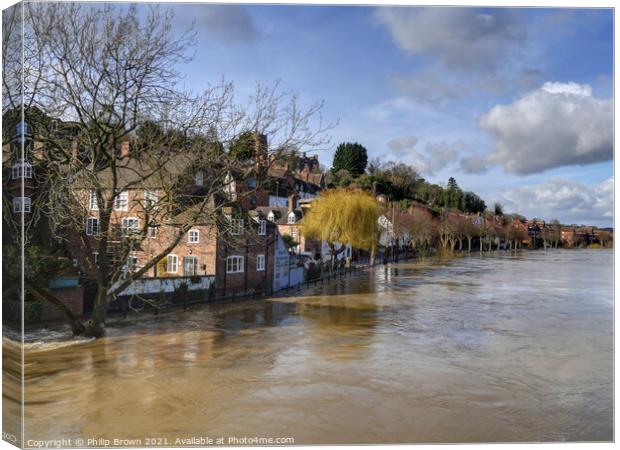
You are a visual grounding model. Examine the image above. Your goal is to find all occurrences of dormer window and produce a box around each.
[267,212,275,222]
[195,171,204,187]
[287,212,296,224]
[12,162,32,179]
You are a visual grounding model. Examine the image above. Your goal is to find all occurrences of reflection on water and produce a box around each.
[3,250,613,444]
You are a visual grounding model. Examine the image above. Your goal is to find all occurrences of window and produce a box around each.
[16,121,28,136]
[188,229,200,243]
[256,254,265,272]
[226,256,244,274]
[145,190,158,210]
[258,219,267,236]
[147,226,157,238]
[88,190,99,210]
[291,228,299,241]
[195,171,204,187]
[247,177,257,188]
[124,255,139,273]
[183,256,198,276]
[288,212,296,224]
[115,191,129,211]
[230,218,244,235]
[121,217,140,236]
[86,217,99,236]
[13,197,31,213]
[166,254,178,273]
[267,212,275,222]
[92,252,98,266]
[11,162,32,179]
[16,122,29,144]
[224,172,237,200]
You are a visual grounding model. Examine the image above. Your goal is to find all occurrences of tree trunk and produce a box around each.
[26,282,86,336]
[467,237,472,253]
[86,287,109,338]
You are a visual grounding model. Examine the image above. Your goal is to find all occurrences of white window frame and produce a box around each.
[144,190,158,210]
[124,254,139,274]
[166,254,178,274]
[121,217,140,236]
[183,256,199,276]
[224,172,237,200]
[13,197,31,213]
[230,218,244,235]
[256,254,265,272]
[86,217,99,236]
[226,255,244,274]
[88,190,99,210]
[188,229,200,244]
[267,212,275,222]
[258,219,267,236]
[11,162,32,179]
[288,212,296,224]
[147,226,158,239]
[114,191,129,211]
[195,171,204,187]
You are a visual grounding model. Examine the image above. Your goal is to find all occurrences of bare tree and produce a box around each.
[4,3,330,337]
[461,215,479,253]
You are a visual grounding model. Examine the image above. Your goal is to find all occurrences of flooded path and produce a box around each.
[4,249,613,444]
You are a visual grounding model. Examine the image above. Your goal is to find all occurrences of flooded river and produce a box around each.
[3,249,613,444]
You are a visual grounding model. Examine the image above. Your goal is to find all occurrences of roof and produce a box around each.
[168,197,216,226]
[84,149,199,189]
[255,206,303,225]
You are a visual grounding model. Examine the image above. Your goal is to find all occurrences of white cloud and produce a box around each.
[375,7,525,69]
[500,177,613,225]
[480,82,613,175]
[459,155,490,174]
[388,135,418,154]
[176,5,260,42]
[413,142,459,176]
[386,136,460,176]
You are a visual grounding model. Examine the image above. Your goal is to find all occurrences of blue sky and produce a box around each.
[162,4,613,227]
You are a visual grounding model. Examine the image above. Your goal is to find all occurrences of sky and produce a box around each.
[157,4,613,227]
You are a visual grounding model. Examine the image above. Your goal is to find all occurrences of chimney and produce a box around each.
[288,191,297,213]
[120,141,131,158]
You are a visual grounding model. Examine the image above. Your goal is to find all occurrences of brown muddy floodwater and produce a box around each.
[3,249,613,445]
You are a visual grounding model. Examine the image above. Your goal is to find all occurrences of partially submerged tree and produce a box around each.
[402,207,436,256]
[3,3,330,337]
[302,189,379,268]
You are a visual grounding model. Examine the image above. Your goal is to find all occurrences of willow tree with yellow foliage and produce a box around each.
[303,189,379,269]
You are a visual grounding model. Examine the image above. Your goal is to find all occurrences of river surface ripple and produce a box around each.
[3,249,613,444]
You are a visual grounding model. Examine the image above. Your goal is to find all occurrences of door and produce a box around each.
[183,256,198,276]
